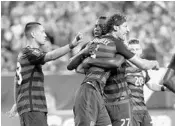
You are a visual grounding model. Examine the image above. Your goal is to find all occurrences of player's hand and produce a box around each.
[6,104,18,118]
[151,61,159,70]
[71,32,83,47]
[85,43,97,55]
[81,43,97,56]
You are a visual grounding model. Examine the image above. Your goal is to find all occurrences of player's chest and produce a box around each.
[125,71,147,87]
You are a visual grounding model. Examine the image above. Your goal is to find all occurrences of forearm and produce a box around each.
[67,50,87,70]
[14,78,17,103]
[87,58,120,68]
[86,55,125,69]
[13,80,17,112]
[146,82,164,91]
[14,86,17,103]
[76,63,86,74]
[129,55,158,70]
[44,45,71,62]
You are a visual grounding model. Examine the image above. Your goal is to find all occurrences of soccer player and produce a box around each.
[123,39,167,126]
[105,39,172,126]
[70,16,115,126]
[68,13,159,126]
[7,22,82,126]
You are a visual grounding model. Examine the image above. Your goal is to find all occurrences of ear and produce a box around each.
[113,25,119,31]
[31,32,35,38]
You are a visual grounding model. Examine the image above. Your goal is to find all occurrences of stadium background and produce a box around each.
[1,1,175,126]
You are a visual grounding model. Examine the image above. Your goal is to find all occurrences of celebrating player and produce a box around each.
[7,22,82,126]
[68,13,160,126]
[70,16,114,126]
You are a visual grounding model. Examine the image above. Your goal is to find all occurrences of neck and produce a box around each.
[26,39,40,48]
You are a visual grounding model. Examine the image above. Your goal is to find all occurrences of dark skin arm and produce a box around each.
[78,56,141,74]
[67,42,96,70]
[83,54,125,69]
[76,54,125,74]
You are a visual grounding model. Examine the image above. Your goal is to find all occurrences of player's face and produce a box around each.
[118,22,130,40]
[128,44,142,57]
[93,19,106,37]
[34,25,47,45]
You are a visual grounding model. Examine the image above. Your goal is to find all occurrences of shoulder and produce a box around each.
[26,47,43,56]
[18,47,44,61]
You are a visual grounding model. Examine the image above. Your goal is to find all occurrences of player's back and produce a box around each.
[15,46,47,116]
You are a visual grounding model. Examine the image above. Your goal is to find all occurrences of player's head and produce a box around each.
[93,16,107,37]
[128,39,142,57]
[106,13,129,40]
[24,22,47,45]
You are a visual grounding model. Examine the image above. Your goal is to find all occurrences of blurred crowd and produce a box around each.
[1,1,175,73]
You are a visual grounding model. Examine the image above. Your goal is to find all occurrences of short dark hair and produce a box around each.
[106,13,126,33]
[24,22,41,39]
[97,16,108,35]
[128,39,140,45]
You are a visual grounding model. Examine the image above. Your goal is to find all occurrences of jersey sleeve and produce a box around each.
[27,48,46,65]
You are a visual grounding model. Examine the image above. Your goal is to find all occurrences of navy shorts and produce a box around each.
[19,111,48,126]
[73,83,111,126]
[105,99,133,126]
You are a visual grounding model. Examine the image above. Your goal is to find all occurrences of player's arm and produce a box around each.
[146,81,167,91]
[7,76,18,117]
[67,43,90,70]
[162,54,175,93]
[145,68,169,91]
[113,39,159,70]
[44,33,82,62]
[82,54,125,69]
[76,63,87,74]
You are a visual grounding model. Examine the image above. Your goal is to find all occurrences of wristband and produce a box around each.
[69,43,75,49]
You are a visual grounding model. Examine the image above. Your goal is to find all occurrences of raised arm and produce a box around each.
[67,45,89,70]
[67,42,97,70]
[44,33,82,63]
